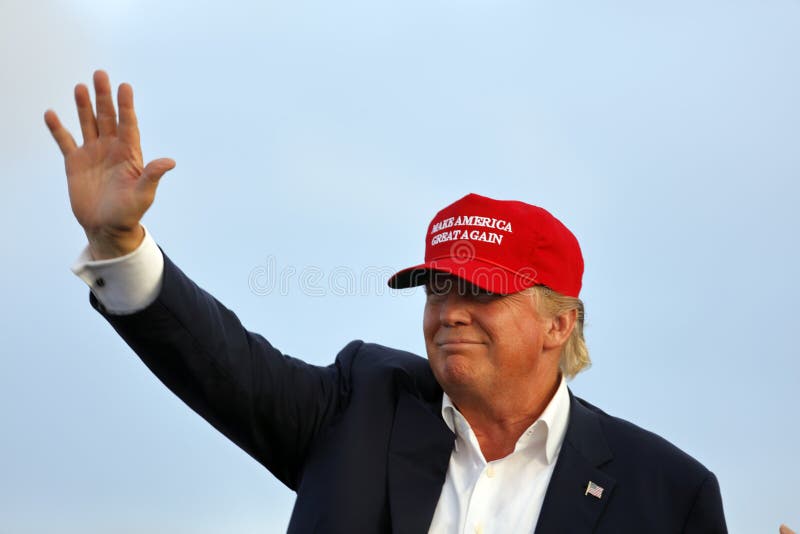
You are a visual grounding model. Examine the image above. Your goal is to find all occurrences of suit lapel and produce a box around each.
[387,387,455,534]
[535,392,616,534]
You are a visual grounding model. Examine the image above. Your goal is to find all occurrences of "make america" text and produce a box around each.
[431,216,513,234]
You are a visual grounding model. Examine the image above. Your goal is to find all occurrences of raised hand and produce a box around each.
[45,70,175,259]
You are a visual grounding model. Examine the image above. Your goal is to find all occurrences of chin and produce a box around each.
[432,354,479,390]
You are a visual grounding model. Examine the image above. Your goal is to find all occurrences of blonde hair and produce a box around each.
[525,286,590,379]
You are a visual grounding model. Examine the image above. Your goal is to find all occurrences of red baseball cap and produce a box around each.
[387,193,584,297]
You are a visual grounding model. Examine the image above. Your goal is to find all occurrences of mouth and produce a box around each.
[436,340,483,349]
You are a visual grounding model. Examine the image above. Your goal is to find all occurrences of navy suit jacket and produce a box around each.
[92,253,727,533]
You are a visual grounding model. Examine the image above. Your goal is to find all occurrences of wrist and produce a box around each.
[86,225,145,260]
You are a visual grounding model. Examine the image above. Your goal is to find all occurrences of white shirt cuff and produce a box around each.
[71,226,165,315]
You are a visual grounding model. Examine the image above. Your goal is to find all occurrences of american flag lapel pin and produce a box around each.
[585,481,604,499]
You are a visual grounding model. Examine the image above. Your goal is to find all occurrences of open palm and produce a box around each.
[45,70,174,258]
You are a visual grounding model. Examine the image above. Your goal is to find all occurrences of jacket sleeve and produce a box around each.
[682,471,728,534]
[91,252,357,491]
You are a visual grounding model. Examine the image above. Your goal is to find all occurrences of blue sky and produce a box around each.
[1,0,798,532]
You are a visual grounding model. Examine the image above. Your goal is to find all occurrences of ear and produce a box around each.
[542,309,577,351]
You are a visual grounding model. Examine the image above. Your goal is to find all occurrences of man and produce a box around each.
[46,71,728,533]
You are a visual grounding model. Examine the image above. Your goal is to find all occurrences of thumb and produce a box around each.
[141,158,176,183]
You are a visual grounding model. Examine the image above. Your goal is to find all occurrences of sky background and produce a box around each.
[1,0,798,532]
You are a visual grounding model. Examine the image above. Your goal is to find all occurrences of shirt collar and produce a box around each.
[536,374,570,464]
[440,375,570,465]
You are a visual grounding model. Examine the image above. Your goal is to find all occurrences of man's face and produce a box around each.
[423,274,559,401]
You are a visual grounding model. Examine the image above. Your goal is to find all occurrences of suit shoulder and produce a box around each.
[335,340,428,370]
[574,396,711,480]
[333,340,440,397]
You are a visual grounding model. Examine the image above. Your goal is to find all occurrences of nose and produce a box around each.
[438,291,472,327]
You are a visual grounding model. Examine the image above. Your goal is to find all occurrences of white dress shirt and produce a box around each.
[428,378,569,534]
[72,229,571,533]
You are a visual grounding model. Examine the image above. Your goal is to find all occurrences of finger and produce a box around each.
[44,110,78,156]
[140,158,176,184]
[93,70,117,137]
[75,83,98,143]
[780,525,796,534]
[117,82,140,146]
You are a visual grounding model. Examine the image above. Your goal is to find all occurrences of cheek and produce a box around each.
[422,304,438,340]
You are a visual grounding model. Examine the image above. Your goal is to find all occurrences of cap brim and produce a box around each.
[387,258,538,295]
